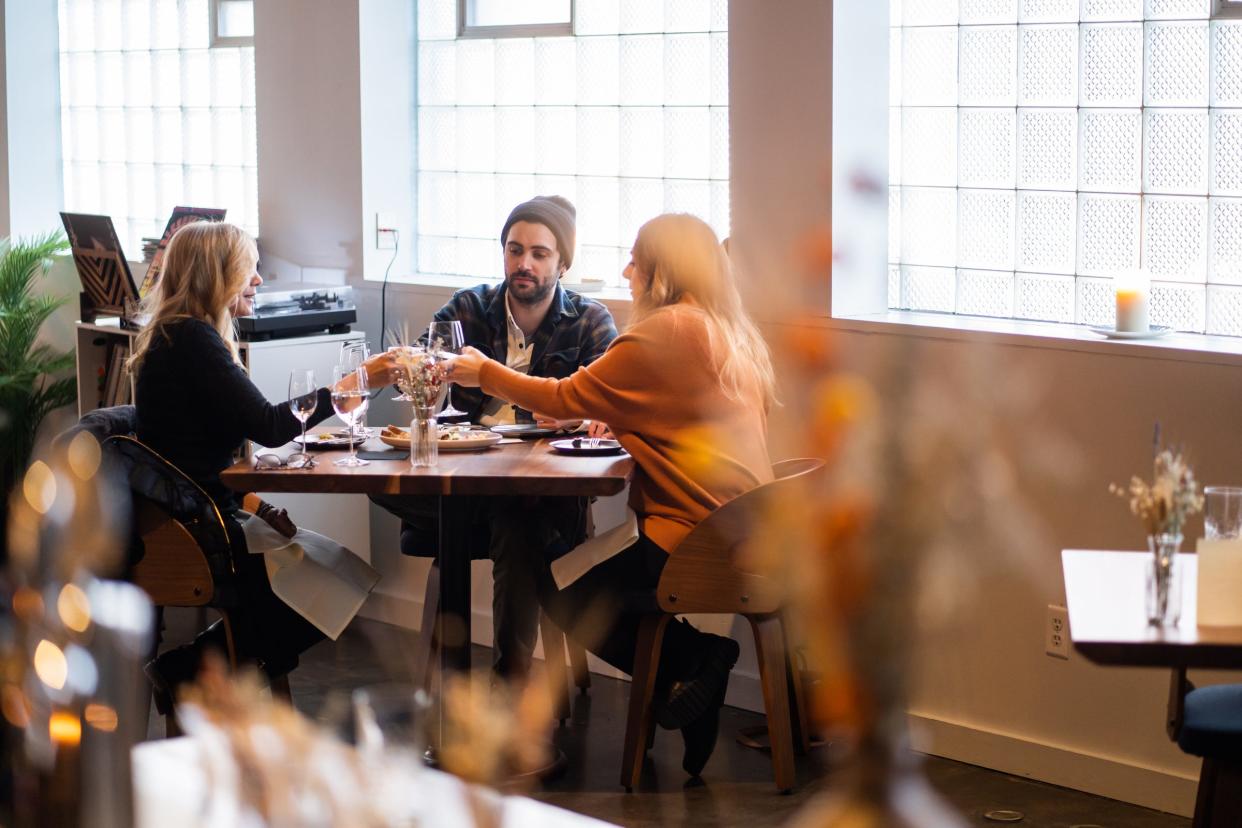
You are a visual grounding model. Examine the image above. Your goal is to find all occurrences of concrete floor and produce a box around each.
[160,612,1190,828]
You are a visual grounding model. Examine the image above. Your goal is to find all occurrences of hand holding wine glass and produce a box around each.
[331,365,370,467]
[288,368,318,468]
[427,320,467,418]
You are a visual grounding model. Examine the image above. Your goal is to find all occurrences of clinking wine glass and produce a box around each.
[332,365,370,467]
[427,320,466,418]
[288,368,318,467]
[339,341,371,436]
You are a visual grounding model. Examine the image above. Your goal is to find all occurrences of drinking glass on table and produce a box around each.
[339,341,371,436]
[427,320,466,418]
[288,368,318,468]
[331,365,370,467]
[1205,486,1242,539]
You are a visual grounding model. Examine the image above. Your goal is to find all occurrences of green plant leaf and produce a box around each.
[0,231,76,489]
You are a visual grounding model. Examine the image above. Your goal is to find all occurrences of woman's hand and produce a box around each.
[586,420,614,439]
[359,352,401,388]
[448,346,489,387]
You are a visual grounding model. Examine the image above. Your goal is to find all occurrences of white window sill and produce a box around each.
[831,310,1242,368]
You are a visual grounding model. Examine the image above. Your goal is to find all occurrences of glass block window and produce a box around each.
[889,0,1242,335]
[57,0,259,258]
[416,0,729,284]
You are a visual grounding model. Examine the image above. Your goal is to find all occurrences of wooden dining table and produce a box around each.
[1061,549,1242,669]
[1062,549,1242,826]
[221,427,635,676]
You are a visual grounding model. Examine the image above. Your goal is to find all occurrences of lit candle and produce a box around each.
[1115,271,1150,333]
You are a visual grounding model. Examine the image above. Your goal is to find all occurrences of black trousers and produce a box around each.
[538,534,713,690]
[371,493,586,677]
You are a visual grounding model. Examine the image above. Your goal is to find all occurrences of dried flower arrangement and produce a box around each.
[387,325,447,410]
[177,656,402,827]
[737,175,1067,826]
[1110,430,1203,538]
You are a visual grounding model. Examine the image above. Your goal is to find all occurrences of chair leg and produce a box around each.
[415,562,441,691]
[786,629,811,755]
[540,612,571,725]
[218,612,239,670]
[750,614,796,793]
[621,614,670,792]
[568,638,592,693]
[1192,757,1242,828]
[271,674,293,704]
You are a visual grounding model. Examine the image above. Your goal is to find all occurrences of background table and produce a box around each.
[221,430,634,674]
[1062,549,1242,669]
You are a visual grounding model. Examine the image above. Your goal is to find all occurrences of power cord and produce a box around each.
[379,228,400,352]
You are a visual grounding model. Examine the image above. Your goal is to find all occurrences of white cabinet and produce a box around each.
[75,321,373,562]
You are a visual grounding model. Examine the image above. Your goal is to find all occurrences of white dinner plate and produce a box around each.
[489,423,560,439]
[293,433,367,450]
[548,438,626,456]
[1089,325,1172,340]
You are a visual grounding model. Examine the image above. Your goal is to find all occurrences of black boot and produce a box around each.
[681,682,728,777]
[655,634,739,730]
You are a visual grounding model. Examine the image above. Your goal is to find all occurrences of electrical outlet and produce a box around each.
[376,212,398,250]
[1045,604,1069,660]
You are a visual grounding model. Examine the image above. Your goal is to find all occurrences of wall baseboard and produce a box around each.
[907,713,1198,818]
[359,594,1193,817]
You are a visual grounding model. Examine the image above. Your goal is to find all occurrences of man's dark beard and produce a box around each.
[506,269,556,306]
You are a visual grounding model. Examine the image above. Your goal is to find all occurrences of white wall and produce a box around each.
[253,0,364,286]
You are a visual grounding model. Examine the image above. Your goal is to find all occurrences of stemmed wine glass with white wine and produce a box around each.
[288,368,318,468]
[332,365,370,467]
[427,320,466,418]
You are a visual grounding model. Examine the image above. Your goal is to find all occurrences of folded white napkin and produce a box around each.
[240,512,380,640]
[551,508,640,590]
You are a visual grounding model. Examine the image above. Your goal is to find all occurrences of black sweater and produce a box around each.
[134,318,333,511]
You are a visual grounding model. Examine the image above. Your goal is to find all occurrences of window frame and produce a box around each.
[209,0,255,48]
[455,0,574,40]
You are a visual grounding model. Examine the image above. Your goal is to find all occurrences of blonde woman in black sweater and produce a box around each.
[131,221,397,706]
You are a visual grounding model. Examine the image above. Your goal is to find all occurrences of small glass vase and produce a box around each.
[411,406,438,468]
[1146,532,1184,626]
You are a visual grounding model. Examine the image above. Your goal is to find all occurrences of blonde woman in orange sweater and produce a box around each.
[451,213,776,778]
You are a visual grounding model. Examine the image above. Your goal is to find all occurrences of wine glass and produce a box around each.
[427,321,466,418]
[339,341,371,437]
[288,368,318,468]
[332,365,370,467]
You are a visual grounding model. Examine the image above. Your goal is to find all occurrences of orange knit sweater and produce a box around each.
[479,302,773,553]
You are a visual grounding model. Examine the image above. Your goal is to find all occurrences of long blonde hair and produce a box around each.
[630,214,776,409]
[128,222,257,372]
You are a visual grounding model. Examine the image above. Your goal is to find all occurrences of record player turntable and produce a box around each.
[236,284,356,341]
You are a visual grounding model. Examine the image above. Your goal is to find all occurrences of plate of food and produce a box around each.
[293,432,367,450]
[489,423,560,439]
[549,437,626,456]
[380,425,502,452]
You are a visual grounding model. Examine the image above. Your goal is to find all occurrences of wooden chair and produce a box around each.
[106,435,293,733]
[620,458,825,793]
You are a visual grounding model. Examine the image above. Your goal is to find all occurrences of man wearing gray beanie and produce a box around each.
[371,195,618,680]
